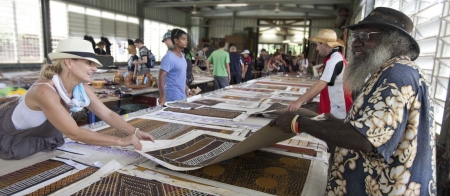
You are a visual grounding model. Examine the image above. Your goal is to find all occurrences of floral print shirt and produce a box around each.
[327,56,436,196]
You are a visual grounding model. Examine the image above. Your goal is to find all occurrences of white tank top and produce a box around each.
[11,83,56,130]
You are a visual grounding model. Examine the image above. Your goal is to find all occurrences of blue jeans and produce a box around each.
[213,76,229,90]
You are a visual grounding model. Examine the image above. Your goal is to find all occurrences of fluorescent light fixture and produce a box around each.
[262,33,276,38]
[217,3,248,7]
[282,40,291,43]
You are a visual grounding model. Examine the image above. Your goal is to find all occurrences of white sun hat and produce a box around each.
[241,49,250,54]
[48,39,103,67]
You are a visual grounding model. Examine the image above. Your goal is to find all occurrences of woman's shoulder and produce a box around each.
[29,79,56,93]
[26,79,59,105]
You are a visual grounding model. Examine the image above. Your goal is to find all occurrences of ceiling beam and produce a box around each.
[190,24,331,28]
[198,6,338,16]
[199,14,335,19]
[144,0,351,7]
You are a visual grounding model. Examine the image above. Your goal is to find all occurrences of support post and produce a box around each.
[41,0,52,63]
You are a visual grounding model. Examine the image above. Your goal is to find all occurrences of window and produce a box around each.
[144,19,188,61]
[374,0,450,134]
[49,0,140,63]
[50,1,68,52]
[0,0,43,63]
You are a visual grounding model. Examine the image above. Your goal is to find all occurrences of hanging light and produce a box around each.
[191,5,198,14]
[274,3,280,13]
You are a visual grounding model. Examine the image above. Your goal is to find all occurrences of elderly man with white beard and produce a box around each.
[270,7,436,195]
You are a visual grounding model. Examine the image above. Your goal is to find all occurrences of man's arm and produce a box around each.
[241,63,246,78]
[185,84,194,96]
[158,69,167,105]
[226,63,231,81]
[299,117,374,153]
[133,56,147,65]
[194,56,198,66]
[206,60,211,75]
[270,112,374,153]
[287,80,327,111]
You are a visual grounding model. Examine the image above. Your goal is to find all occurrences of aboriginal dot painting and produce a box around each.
[232,87,275,93]
[180,150,311,196]
[97,118,168,138]
[27,167,99,196]
[166,102,203,108]
[262,103,287,112]
[96,118,234,139]
[191,99,223,106]
[0,160,75,195]
[72,172,214,196]
[269,77,307,82]
[250,84,288,90]
[165,108,242,119]
[219,95,262,102]
[256,81,311,87]
[268,99,292,105]
[146,134,240,168]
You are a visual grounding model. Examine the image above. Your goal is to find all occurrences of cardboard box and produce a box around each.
[225,35,246,43]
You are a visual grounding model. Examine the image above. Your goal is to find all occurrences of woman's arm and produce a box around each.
[85,83,154,143]
[194,56,199,66]
[84,83,134,135]
[30,85,151,150]
[31,86,123,146]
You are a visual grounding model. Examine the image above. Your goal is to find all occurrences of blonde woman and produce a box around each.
[0,39,154,160]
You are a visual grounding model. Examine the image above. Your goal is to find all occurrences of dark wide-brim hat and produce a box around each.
[343,7,420,60]
[96,41,106,46]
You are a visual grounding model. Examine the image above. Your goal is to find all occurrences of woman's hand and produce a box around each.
[118,134,143,150]
[117,130,154,151]
[136,130,155,142]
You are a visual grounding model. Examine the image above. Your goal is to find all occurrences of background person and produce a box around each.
[287,29,352,120]
[158,29,194,106]
[206,41,230,90]
[94,41,107,55]
[228,46,244,84]
[132,39,149,73]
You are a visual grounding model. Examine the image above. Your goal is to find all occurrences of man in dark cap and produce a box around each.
[270,7,435,195]
[162,30,173,50]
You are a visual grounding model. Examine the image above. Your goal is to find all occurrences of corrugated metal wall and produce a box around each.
[65,0,138,16]
[310,19,342,38]
[59,0,189,27]
[144,8,189,27]
[189,18,209,48]
[208,18,257,38]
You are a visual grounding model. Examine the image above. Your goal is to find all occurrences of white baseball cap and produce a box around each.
[241,49,250,54]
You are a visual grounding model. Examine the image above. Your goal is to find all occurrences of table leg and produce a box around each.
[117,100,121,108]
[201,83,206,92]
[88,111,95,124]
